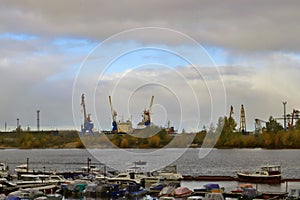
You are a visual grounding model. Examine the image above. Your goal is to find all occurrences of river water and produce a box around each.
[1,148,300,193]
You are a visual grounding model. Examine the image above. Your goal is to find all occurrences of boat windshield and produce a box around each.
[261,165,281,172]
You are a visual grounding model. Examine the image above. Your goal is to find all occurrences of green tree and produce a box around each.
[224,116,237,133]
[266,116,283,133]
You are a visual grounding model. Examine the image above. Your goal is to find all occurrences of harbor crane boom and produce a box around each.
[109,96,118,133]
[143,96,154,126]
[289,109,300,128]
[255,118,267,134]
[80,94,94,136]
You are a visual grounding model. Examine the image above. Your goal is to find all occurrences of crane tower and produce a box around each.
[255,118,267,134]
[143,96,154,126]
[289,109,300,129]
[80,94,94,136]
[109,96,118,133]
[240,104,246,134]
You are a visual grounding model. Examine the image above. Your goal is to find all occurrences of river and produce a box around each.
[1,148,300,193]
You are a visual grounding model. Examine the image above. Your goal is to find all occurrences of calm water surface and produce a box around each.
[1,148,299,178]
[1,148,300,194]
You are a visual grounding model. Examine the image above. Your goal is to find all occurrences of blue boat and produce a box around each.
[125,184,147,197]
[101,184,126,198]
[149,182,166,192]
[194,183,222,193]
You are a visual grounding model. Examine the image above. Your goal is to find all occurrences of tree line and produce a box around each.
[1,116,300,149]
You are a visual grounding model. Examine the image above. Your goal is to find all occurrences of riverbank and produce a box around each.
[1,127,300,149]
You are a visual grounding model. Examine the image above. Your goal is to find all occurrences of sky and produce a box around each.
[0,0,300,132]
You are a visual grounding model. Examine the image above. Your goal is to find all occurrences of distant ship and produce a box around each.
[108,95,162,135]
[117,119,133,134]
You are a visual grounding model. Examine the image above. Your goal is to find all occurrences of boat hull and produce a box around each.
[237,173,282,183]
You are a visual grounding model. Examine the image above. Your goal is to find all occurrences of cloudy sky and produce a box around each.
[1,0,300,132]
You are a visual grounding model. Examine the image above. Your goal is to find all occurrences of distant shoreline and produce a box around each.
[1,126,300,149]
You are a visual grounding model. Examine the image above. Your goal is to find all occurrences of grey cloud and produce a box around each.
[1,0,300,52]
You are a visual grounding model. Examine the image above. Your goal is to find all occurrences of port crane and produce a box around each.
[240,104,246,134]
[142,96,154,126]
[109,96,118,133]
[289,109,300,129]
[80,94,94,136]
[255,118,267,134]
[275,108,300,129]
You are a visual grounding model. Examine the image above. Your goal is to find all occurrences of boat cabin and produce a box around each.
[20,174,41,181]
[15,164,29,173]
[260,165,281,175]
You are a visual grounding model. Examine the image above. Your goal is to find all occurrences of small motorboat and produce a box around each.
[134,160,147,165]
[173,186,192,197]
[149,182,166,192]
[231,183,253,193]
[125,184,147,197]
[158,185,176,197]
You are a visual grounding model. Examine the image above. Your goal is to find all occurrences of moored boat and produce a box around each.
[237,165,282,183]
[125,184,147,197]
[231,183,253,193]
[134,160,147,165]
[158,185,176,197]
[173,186,192,197]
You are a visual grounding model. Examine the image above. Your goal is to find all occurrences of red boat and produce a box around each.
[173,187,192,197]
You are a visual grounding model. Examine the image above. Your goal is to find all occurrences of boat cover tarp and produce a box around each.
[204,183,220,190]
[174,187,192,196]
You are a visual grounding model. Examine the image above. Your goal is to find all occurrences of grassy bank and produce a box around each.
[0,130,84,149]
[1,116,300,149]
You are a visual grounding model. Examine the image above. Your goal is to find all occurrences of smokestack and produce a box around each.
[37,110,40,131]
[283,101,287,130]
[17,118,19,128]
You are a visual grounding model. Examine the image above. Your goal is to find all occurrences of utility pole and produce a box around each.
[283,101,287,130]
[37,110,40,131]
[17,118,20,129]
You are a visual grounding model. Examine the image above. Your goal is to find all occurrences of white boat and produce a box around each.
[237,165,282,183]
[148,165,183,184]
[107,170,146,185]
[134,160,147,165]
[80,165,102,174]
[15,174,68,186]
[15,164,30,173]
[187,196,202,200]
